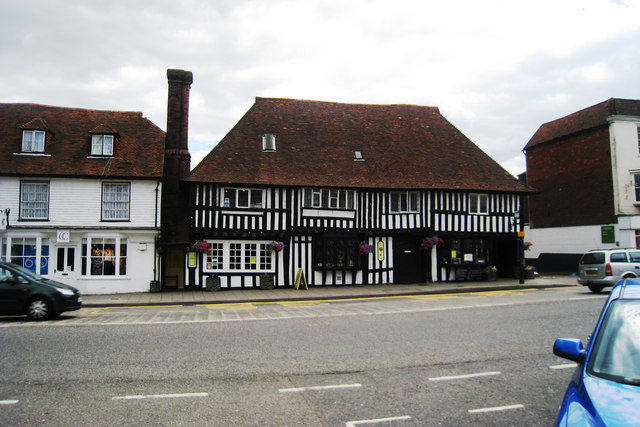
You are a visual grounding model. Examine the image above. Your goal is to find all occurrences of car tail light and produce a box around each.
[605,263,612,276]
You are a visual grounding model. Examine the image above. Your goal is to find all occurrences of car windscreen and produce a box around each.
[580,253,605,265]
[587,300,640,386]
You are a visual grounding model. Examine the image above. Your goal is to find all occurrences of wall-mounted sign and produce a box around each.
[188,251,197,268]
[601,226,615,244]
[377,241,384,261]
[56,230,70,243]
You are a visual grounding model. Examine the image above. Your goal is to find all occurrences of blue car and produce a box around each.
[553,278,640,426]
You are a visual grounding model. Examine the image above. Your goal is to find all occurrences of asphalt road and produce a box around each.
[0,286,606,426]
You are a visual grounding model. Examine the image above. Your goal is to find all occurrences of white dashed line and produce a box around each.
[345,415,412,426]
[550,363,578,370]
[0,400,19,405]
[468,404,524,414]
[279,383,362,393]
[112,392,209,401]
[429,371,501,381]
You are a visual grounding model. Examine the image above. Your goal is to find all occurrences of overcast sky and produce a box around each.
[1,0,639,176]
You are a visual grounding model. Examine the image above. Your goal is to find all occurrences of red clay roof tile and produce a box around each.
[188,97,526,192]
[0,103,165,179]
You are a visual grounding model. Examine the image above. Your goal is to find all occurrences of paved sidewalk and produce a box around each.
[82,275,579,307]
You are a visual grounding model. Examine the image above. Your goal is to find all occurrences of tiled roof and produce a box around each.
[0,103,165,179]
[188,98,526,192]
[524,98,640,151]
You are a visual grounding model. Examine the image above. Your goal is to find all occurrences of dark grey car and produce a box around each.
[0,261,82,320]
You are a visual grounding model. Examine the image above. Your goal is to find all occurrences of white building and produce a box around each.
[0,104,165,294]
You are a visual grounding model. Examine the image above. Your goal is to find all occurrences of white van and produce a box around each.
[578,248,640,293]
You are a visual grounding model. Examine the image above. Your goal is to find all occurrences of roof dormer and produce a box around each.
[89,123,118,157]
[19,118,50,154]
[262,133,276,152]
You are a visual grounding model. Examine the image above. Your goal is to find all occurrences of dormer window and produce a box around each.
[22,130,45,153]
[91,134,114,156]
[353,150,364,161]
[262,134,276,152]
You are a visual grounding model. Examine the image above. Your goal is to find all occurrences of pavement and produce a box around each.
[81,274,579,307]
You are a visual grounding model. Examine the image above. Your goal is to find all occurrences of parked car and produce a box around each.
[577,248,640,293]
[0,261,82,320]
[553,278,640,426]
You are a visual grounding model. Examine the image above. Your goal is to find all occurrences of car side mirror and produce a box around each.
[553,338,586,363]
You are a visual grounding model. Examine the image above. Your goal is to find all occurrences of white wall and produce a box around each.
[610,118,640,215]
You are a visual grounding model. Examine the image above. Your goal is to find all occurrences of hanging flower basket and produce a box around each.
[359,242,374,255]
[421,237,443,251]
[270,241,286,252]
[192,240,209,253]
[523,241,533,251]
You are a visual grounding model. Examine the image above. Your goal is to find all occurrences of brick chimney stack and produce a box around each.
[162,69,193,245]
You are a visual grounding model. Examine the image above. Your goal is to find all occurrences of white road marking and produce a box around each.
[345,415,412,426]
[112,392,208,401]
[429,371,501,381]
[0,400,19,405]
[468,404,524,414]
[279,383,362,393]
[550,363,578,370]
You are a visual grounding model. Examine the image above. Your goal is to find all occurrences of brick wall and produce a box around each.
[526,125,616,228]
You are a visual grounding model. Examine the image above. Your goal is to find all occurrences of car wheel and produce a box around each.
[588,284,604,293]
[27,298,52,320]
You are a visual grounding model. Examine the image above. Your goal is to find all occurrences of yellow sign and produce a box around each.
[294,268,308,290]
[517,231,525,238]
[188,251,196,268]
[377,241,384,261]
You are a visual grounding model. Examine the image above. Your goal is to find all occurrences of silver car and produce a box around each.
[578,249,640,293]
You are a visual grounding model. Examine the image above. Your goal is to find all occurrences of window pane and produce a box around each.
[480,195,488,213]
[223,189,235,207]
[22,131,33,151]
[250,190,262,208]
[409,192,420,212]
[245,243,257,270]
[104,135,114,155]
[312,189,321,207]
[34,131,45,152]
[92,135,103,155]
[229,243,242,269]
[303,189,312,207]
[470,195,478,213]
[206,243,224,270]
[237,190,249,208]
[400,193,408,211]
[259,243,272,270]
[390,193,398,212]
[635,174,640,202]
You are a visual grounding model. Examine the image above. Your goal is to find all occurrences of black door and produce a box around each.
[393,234,429,284]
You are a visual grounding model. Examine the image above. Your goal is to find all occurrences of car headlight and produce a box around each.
[56,288,75,296]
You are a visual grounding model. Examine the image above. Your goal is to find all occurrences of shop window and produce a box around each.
[313,234,358,269]
[81,237,127,276]
[205,243,224,270]
[9,237,49,274]
[205,241,273,272]
[449,238,490,265]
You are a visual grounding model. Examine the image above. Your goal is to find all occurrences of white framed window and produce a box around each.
[222,188,264,209]
[8,236,50,275]
[91,134,114,156]
[353,150,364,161]
[20,181,49,220]
[81,237,127,276]
[102,183,130,220]
[22,130,45,153]
[303,188,355,210]
[469,193,489,215]
[389,191,420,213]
[262,133,276,151]
[203,241,274,272]
[634,173,640,203]
[205,242,224,270]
